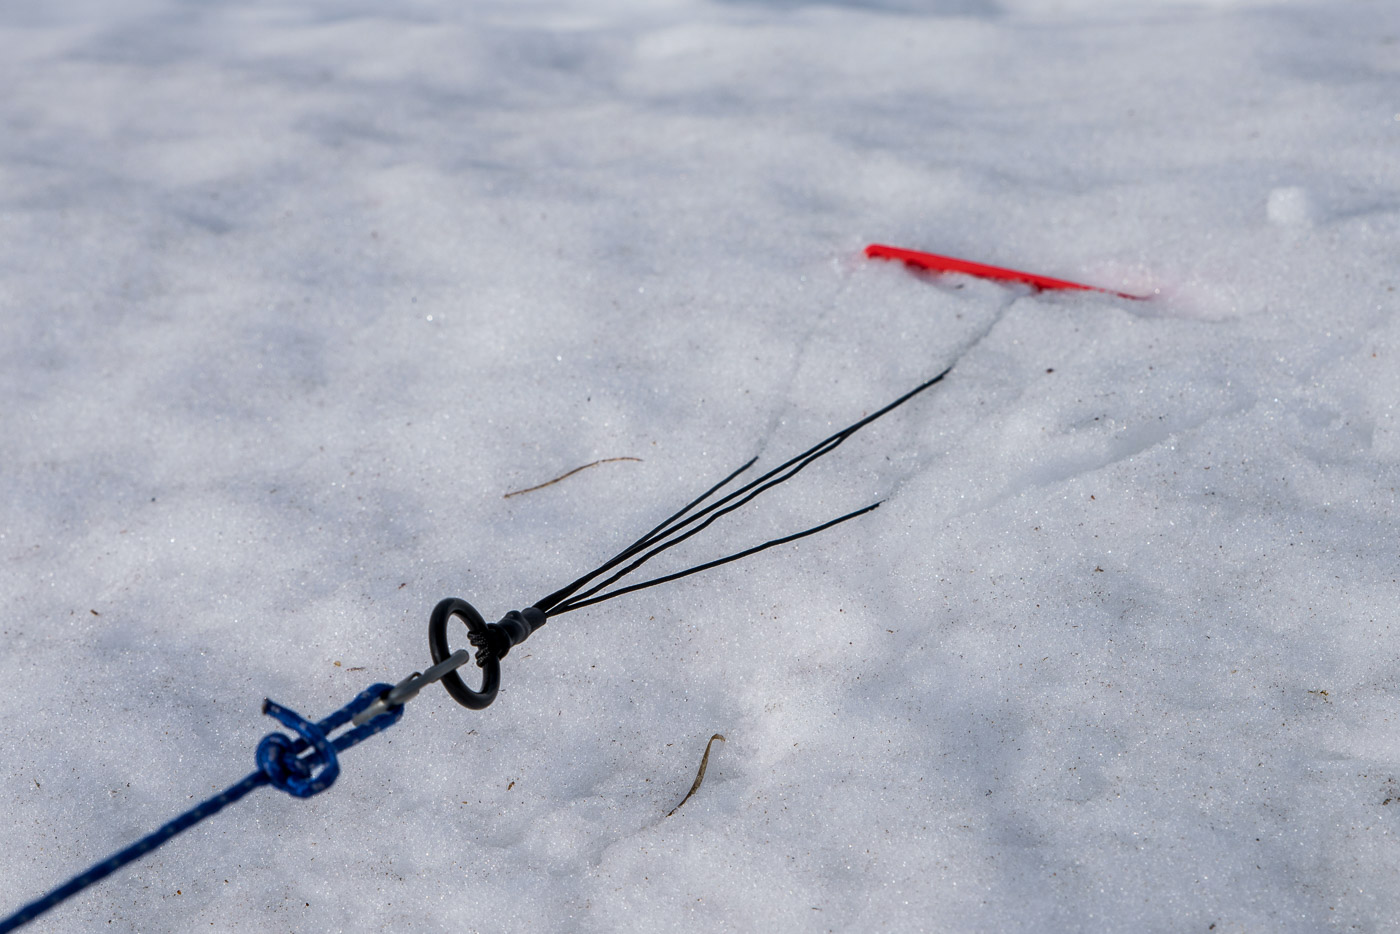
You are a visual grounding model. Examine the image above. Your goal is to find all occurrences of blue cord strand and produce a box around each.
[0,683,403,933]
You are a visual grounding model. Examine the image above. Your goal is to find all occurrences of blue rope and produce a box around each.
[0,683,403,933]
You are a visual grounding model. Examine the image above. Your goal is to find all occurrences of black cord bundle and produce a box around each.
[534,366,952,617]
[430,365,953,710]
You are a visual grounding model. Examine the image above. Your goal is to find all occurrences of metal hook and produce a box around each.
[348,597,547,726]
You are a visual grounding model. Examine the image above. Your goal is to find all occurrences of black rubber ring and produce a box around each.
[428,597,500,710]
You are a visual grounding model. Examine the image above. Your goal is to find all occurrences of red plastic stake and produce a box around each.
[865,243,1147,301]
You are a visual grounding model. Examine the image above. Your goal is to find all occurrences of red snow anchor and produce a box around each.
[865,243,1148,301]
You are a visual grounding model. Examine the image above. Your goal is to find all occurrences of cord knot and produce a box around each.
[465,607,546,666]
[253,683,402,798]
[256,701,340,798]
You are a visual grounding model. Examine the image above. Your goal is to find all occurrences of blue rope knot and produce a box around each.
[0,682,406,933]
[255,683,403,799]
[256,703,339,797]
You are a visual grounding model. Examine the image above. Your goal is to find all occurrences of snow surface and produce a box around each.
[2,1,1399,931]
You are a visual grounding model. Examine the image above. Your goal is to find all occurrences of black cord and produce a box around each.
[534,366,951,616]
